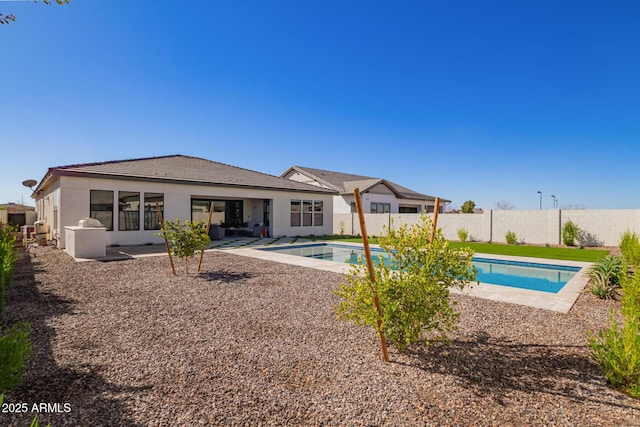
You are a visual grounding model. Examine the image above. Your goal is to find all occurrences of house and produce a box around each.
[281,166,449,214]
[0,203,36,227]
[32,155,336,248]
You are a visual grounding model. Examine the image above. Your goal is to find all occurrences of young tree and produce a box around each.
[562,220,580,246]
[157,219,210,275]
[336,214,477,353]
[461,200,476,213]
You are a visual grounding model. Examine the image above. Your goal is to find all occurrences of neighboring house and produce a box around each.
[32,155,336,248]
[281,166,449,214]
[0,203,36,227]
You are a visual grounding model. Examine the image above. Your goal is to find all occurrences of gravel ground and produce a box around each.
[1,246,639,426]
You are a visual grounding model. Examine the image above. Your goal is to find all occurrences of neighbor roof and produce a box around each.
[34,155,336,195]
[282,166,449,202]
[0,203,35,213]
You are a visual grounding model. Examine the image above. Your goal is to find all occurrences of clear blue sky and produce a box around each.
[1,1,639,210]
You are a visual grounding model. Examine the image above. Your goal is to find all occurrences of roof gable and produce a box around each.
[284,166,449,202]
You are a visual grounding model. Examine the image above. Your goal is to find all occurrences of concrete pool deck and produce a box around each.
[227,241,593,313]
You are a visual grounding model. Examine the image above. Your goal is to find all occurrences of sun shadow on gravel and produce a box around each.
[198,269,255,283]
[399,331,637,410]
[0,249,145,427]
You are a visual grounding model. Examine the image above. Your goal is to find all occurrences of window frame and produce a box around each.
[144,192,164,230]
[291,200,302,227]
[371,202,390,214]
[90,190,114,231]
[118,191,140,231]
[291,199,323,227]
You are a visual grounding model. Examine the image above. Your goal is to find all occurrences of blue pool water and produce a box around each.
[260,243,580,294]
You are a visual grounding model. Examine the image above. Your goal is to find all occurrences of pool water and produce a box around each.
[260,243,580,294]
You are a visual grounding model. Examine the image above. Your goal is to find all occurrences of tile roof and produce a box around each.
[37,155,336,194]
[283,166,449,202]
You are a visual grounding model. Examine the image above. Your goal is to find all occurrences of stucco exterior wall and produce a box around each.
[314,189,425,215]
[41,176,333,248]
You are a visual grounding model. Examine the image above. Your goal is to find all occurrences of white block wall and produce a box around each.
[334,209,640,246]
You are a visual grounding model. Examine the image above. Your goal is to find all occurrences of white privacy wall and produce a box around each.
[334,209,640,246]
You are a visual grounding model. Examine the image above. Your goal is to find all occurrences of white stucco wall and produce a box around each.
[35,181,60,240]
[333,195,353,214]
[41,176,333,248]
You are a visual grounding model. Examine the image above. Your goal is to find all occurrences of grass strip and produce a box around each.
[315,235,608,262]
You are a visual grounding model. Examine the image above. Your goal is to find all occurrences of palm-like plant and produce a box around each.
[587,255,624,299]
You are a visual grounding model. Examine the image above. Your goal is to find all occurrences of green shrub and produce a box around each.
[335,214,477,353]
[588,265,640,397]
[0,224,17,312]
[562,220,579,246]
[0,322,32,394]
[457,228,469,242]
[157,218,210,274]
[505,230,518,245]
[620,230,640,268]
[587,255,625,300]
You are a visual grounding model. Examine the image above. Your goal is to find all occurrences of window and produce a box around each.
[314,201,323,226]
[399,206,418,213]
[191,199,242,227]
[303,200,313,226]
[371,202,390,214]
[291,200,301,227]
[191,199,211,223]
[144,193,163,230]
[291,200,323,227]
[118,191,140,231]
[350,203,357,213]
[90,190,114,231]
[53,189,59,232]
[263,200,270,226]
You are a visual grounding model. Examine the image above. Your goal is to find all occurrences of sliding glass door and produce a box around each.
[191,199,243,227]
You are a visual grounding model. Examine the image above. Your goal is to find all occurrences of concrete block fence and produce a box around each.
[333,209,640,247]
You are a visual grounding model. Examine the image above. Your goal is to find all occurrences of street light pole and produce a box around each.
[537,191,542,210]
[551,195,556,209]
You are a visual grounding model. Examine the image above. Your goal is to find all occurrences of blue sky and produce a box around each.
[1,1,638,210]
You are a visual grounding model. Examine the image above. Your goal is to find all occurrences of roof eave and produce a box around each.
[53,170,337,194]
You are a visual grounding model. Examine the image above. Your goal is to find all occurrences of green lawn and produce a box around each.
[312,235,609,262]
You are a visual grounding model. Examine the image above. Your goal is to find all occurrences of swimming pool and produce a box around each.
[259,243,581,294]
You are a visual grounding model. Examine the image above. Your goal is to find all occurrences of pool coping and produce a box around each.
[226,241,593,313]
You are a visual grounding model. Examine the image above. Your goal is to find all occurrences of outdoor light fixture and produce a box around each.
[551,194,556,209]
[537,191,542,210]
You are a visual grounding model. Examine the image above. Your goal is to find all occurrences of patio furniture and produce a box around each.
[237,223,266,237]
[208,224,225,240]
